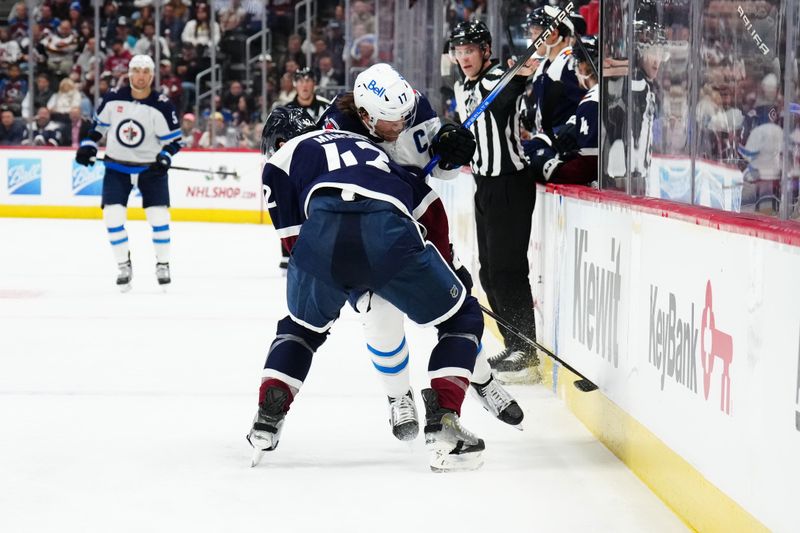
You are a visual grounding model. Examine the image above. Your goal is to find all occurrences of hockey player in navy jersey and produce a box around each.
[529,36,598,185]
[75,55,181,291]
[318,64,522,440]
[524,6,584,138]
[248,107,486,472]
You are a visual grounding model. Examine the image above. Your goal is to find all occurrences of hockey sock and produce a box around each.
[430,376,469,415]
[258,378,294,412]
[145,206,171,263]
[357,292,412,398]
[471,343,492,384]
[103,204,129,264]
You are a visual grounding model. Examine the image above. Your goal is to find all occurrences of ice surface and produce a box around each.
[0,218,687,532]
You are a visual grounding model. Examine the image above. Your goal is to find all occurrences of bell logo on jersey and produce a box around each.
[116,119,145,148]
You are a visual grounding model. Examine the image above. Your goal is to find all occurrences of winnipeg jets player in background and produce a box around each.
[318,63,524,441]
[75,55,182,292]
[249,106,486,472]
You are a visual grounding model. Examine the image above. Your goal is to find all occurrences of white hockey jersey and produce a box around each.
[92,87,181,164]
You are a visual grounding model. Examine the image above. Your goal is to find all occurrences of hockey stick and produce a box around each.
[96,157,240,178]
[480,303,598,392]
[423,1,575,176]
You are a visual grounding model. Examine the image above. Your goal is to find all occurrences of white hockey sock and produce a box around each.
[368,336,412,399]
[471,343,492,384]
[145,206,171,263]
[103,204,129,264]
[357,292,412,398]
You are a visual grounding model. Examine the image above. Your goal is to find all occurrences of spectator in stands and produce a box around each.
[160,2,185,48]
[198,111,229,148]
[104,39,132,80]
[24,107,62,146]
[317,54,343,89]
[350,34,376,69]
[32,74,54,110]
[324,20,345,71]
[283,58,300,78]
[182,3,220,53]
[218,0,247,33]
[8,2,28,31]
[0,27,22,64]
[232,94,256,126]
[176,43,203,110]
[37,4,60,32]
[0,63,27,115]
[77,20,92,49]
[68,2,83,29]
[76,37,104,78]
[159,60,183,110]
[133,21,170,58]
[180,112,201,148]
[0,107,25,145]
[50,0,71,21]
[274,72,296,106]
[222,80,244,112]
[133,4,155,35]
[115,17,137,52]
[66,106,91,147]
[47,78,82,116]
[350,0,375,34]
[280,34,306,71]
[43,20,79,75]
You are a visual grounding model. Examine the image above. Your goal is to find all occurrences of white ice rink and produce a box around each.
[0,218,687,532]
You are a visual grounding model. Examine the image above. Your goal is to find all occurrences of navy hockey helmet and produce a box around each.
[526,6,574,37]
[293,67,317,83]
[572,35,598,68]
[260,106,317,157]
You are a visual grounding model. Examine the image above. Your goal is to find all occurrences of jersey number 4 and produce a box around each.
[322,141,390,173]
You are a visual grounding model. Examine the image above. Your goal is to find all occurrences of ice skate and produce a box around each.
[421,388,484,472]
[247,386,289,467]
[116,257,132,293]
[493,349,541,385]
[388,389,419,441]
[155,262,171,288]
[470,375,524,428]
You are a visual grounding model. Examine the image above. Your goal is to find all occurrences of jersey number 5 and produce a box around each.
[322,141,390,173]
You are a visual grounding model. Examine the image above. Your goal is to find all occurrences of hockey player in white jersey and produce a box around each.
[75,55,182,291]
[318,63,524,441]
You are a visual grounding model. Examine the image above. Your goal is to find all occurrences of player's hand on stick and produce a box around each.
[431,122,476,169]
[75,141,97,166]
[150,150,172,173]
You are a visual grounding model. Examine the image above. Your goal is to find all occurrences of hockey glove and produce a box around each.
[451,245,473,292]
[150,150,172,173]
[431,122,476,170]
[542,157,564,182]
[75,140,98,166]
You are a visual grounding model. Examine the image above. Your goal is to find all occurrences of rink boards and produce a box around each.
[431,173,800,532]
[0,147,266,223]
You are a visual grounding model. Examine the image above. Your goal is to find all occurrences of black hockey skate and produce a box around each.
[470,375,524,427]
[388,389,419,441]
[492,348,541,384]
[155,262,171,286]
[247,386,289,467]
[116,256,132,293]
[421,388,484,472]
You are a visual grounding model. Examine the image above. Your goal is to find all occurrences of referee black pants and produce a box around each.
[474,168,537,353]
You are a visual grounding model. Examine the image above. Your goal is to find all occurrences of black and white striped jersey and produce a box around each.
[454,60,529,177]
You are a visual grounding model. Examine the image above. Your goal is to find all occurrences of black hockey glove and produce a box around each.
[75,141,97,166]
[553,123,579,155]
[450,245,473,292]
[150,150,172,173]
[431,122,476,170]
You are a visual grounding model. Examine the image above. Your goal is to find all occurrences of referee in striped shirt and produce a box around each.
[450,20,539,378]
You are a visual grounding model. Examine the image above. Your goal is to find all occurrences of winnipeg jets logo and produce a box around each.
[116,119,145,148]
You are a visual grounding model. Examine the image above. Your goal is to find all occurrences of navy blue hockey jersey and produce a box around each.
[263,129,446,252]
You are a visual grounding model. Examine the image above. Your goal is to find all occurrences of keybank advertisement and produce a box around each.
[0,148,263,211]
[538,190,800,532]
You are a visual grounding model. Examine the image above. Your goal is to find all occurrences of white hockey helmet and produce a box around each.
[129,54,155,73]
[353,63,418,136]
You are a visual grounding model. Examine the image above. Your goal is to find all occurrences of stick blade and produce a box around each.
[573,379,598,392]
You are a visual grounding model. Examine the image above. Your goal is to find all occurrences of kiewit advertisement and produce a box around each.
[0,148,263,215]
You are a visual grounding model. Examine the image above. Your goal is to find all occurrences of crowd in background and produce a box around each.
[0,0,382,149]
